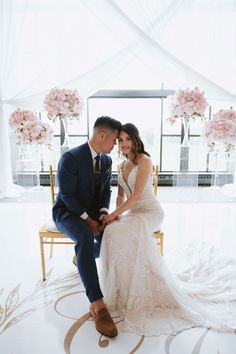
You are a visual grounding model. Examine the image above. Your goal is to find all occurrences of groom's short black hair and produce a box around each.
[94,116,121,132]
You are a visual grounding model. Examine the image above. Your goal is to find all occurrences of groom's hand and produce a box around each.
[84,217,100,236]
[99,212,109,230]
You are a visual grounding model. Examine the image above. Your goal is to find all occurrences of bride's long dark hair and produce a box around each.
[119,123,150,163]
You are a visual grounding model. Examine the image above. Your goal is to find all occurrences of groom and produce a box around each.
[52,116,121,337]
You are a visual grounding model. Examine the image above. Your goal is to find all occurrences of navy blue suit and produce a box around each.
[52,142,112,302]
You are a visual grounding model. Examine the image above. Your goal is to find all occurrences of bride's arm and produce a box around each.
[103,157,152,223]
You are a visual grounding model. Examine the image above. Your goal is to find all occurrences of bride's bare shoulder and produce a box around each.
[137,155,152,171]
[138,154,152,164]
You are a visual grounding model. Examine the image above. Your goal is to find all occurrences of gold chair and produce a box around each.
[153,165,164,256]
[39,165,75,281]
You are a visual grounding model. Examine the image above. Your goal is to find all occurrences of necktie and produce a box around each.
[94,154,100,186]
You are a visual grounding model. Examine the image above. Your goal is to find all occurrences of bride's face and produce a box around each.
[118,131,134,155]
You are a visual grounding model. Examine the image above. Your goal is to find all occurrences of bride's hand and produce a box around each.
[107,215,121,225]
[102,212,120,225]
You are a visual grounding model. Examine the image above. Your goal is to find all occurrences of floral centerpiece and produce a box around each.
[9,109,37,130]
[168,87,208,123]
[9,109,53,148]
[44,87,82,121]
[19,121,53,147]
[167,87,208,147]
[44,87,82,152]
[202,109,236,189]
[9,109,54,189]
[202,109,236,153]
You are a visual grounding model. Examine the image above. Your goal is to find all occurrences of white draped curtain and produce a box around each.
[1,0,236,198]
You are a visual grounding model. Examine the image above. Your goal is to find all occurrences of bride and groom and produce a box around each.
[53,116,236,338]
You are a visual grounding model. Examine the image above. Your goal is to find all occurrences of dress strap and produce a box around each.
[118,160,125,174]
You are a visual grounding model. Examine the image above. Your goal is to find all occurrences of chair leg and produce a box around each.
[159,235,163,256]
[39,235,46,281]
[49,240,54,259]
[154,232,164,257]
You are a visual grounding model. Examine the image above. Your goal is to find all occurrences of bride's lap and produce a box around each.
[103,213,147,239]
[103,210,163,242]
[101,211,164,268]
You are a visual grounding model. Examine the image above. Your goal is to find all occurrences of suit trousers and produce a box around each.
[56,214,103,303]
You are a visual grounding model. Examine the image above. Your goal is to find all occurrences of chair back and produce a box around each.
[153,164,158,197]
[49,165,57,205]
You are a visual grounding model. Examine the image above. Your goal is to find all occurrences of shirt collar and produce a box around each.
[88,141,100,160]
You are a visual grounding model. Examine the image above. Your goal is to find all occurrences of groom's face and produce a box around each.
[101,129,118,154]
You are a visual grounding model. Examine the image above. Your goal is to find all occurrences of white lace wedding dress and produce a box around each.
[100,163,236,336]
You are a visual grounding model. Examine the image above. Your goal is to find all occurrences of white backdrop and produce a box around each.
[1,0,236,198]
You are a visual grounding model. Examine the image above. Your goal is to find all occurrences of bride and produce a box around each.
[100,123,236,336]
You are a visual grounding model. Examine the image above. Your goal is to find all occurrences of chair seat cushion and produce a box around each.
[45,218,60,233]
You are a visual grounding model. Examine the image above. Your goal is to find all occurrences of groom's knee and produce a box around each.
[58,215,93,244]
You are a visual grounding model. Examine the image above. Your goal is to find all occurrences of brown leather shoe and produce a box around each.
[89,305,118,337]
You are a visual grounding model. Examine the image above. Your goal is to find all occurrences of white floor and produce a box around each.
[0,186,236,354]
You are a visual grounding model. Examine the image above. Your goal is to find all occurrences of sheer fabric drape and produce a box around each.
[1,0,236,198]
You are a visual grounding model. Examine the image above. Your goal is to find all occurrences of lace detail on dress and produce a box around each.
[101,163,236,336]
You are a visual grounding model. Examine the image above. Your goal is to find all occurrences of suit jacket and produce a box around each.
[52,142,112,223]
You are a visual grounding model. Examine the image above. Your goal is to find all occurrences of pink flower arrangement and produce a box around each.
[19,121,53,147]
[44,87,82,121]
[9,109,53,148]
[9,109,37,130]
[212,109,236,124]
[202,109,236,152]
[167,87,208,124]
